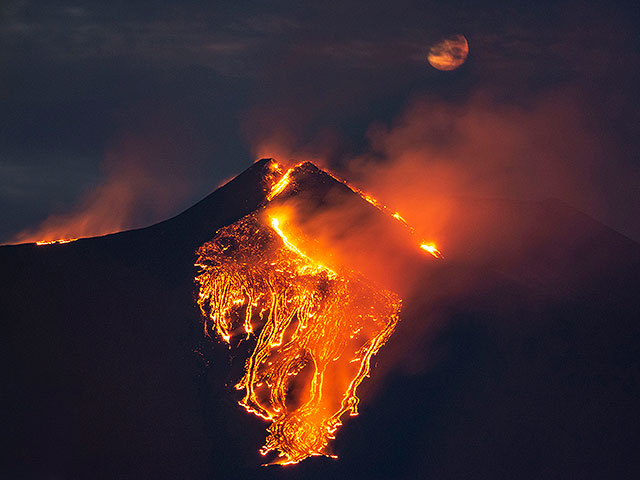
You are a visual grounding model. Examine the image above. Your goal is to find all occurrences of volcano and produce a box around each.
[2,159,639,479]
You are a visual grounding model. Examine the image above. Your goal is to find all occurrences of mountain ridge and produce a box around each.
[2,159,639,479]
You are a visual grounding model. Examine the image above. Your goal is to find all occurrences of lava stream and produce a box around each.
[195,214,400,464]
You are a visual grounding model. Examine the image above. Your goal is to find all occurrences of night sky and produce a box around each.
[2,0,639,243]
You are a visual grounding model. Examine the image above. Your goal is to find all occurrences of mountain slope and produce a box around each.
[2,159,639,479]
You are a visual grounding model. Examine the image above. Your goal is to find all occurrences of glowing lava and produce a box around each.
[35,238,79,246]
[420,243,442,258]
[267,162,442,259]
[266,167,294,201]
[195,161,442,465]
[196,214,400,464]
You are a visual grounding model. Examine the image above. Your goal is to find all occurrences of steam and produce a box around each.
[12,112,206,244]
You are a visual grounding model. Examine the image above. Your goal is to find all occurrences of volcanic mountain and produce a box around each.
[2,159,639,479]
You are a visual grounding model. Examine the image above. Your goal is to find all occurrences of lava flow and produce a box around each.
[194,161,439,465]
[196,214,400,464]
[35,238,79,246]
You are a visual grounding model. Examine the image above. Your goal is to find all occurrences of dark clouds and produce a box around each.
[1,0,639,242]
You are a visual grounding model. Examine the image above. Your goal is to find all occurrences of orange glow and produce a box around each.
[318,168,444,258]
[195,213,400,464]
[269,161,281,171]
[35,238,79,246]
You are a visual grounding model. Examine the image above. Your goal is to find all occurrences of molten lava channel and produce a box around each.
[196,214,400,464]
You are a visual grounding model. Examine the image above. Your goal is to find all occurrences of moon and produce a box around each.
[428,35,469,71]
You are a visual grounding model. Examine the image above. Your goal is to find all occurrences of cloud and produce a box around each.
[0,7,255,72]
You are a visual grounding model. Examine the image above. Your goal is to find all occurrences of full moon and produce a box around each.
[428,34,469,71]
